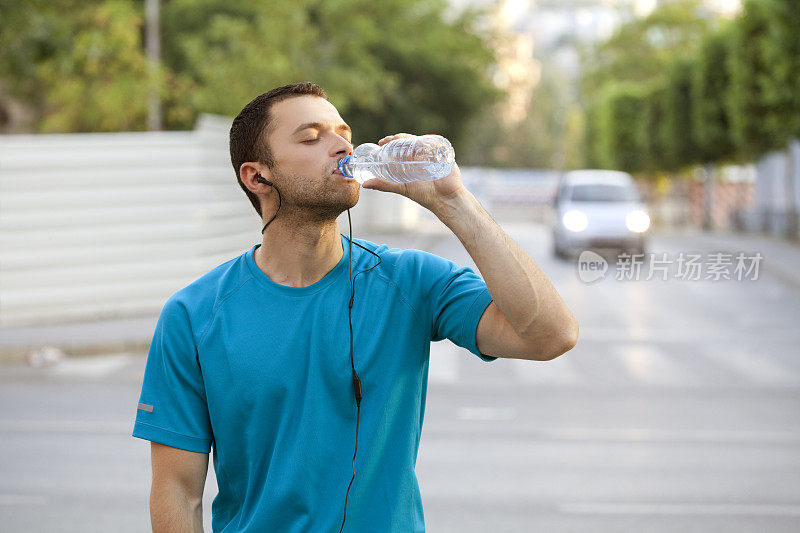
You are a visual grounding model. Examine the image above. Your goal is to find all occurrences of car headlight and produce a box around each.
[562,210,588,232]
[626,210,650,233]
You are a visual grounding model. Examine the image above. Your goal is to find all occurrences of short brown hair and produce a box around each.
[229,82,329,217]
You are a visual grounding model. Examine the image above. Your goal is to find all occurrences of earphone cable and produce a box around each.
[338,208,381,533]
[257,187,381,532]
[261,185,282,234]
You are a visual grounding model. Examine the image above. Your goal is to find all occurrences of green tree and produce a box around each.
[661,56,700,170]
[582,103,603,168]
[598,82,647,173]
[0,0,190,132]
[36,0,152,132]
[578,0,716,172]
[0,0,500,141]
[760,0,800,145]
[579,0,712,104]
[692,25,736,164]
[160,0,500,145]
[332,0,500,147]
[160,0,316,129]
[643,82,669,172]
[726,0,778,159]
[0,0,99,129]
[760,0,800,237]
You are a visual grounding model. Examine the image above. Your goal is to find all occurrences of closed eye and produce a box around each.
[302,139,318,144]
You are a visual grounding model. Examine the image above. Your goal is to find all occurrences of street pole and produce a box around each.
[145,0,162,131]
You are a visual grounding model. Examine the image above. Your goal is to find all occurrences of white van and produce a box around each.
[552,170,650,258]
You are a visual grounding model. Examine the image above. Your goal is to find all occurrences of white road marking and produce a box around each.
[615,343,703,386]
[559,502,800,516]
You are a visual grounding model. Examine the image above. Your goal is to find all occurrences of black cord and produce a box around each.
[258,181,381,531]
[261,184,281,234]
[258,176,381,533]
[338,208,381,533]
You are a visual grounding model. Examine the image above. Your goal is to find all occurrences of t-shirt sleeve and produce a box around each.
[422,251,498,362]
[132,296,213,453]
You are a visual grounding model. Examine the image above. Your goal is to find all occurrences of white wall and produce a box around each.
[0,115,418,327]
[3,115,570,327]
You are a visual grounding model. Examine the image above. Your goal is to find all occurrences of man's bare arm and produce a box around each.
[432,188,579,361]
[361,134,578,361]
[150,441,209,533]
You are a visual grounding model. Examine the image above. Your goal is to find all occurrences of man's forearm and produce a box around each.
[431,187,578,348]
[151,482,204,533]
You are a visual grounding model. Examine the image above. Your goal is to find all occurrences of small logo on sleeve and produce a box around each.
[137,403,154,412]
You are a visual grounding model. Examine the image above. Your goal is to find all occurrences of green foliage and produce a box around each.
[37,0,153,132]
[661,56,700,170]
[643,82,669,172]
[579,0,714,173]
[582,103,603,169]
[760,0,800,144]
[160,0,317,127]
[0,0,499,143]
[692,25,736,164]
[726,0,779,158]
[597,83,647,173]
[581,0,800,173]
[0,0,174,132]
[579,0,711,106]
[313,0,501,147]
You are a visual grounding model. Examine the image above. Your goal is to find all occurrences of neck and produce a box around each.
[255,217,344,288]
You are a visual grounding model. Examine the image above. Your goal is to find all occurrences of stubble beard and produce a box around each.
[273,167,360,224]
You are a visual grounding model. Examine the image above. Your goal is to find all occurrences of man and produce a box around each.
[133,82,578,532]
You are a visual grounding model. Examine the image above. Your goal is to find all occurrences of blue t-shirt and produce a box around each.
[132,233,496,532]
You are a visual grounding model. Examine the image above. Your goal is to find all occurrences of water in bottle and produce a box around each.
[337,134,455,184]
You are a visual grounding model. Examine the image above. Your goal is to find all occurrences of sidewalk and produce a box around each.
[0,316,159,363]
[657,227,800,288]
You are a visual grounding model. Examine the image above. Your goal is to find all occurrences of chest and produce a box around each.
[198,288,428,421]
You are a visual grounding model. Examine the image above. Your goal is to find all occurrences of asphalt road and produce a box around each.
[1,221,799,532]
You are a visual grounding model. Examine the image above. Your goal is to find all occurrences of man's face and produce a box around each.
[262,95,357,221]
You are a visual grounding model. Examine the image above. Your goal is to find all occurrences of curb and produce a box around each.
[0,339,151,365]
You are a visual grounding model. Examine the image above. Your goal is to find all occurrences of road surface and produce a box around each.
[1,221,799,532]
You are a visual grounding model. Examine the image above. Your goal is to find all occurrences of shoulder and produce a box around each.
[350,236,460,291]
[162,248,254,338]
[348,236,431,271]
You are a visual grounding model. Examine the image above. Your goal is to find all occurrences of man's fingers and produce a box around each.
[362,178,390,191]
[378,133,413,146]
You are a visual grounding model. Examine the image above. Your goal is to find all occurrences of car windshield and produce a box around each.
[569,184,639,202]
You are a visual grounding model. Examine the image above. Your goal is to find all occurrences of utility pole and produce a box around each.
[145,0,162,130]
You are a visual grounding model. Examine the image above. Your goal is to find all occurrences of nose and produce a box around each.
[331,134,353,157]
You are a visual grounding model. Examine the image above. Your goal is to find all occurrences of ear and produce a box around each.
[240,162,271,192]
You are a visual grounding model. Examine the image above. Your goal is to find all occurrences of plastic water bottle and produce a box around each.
[337,134,455,184]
